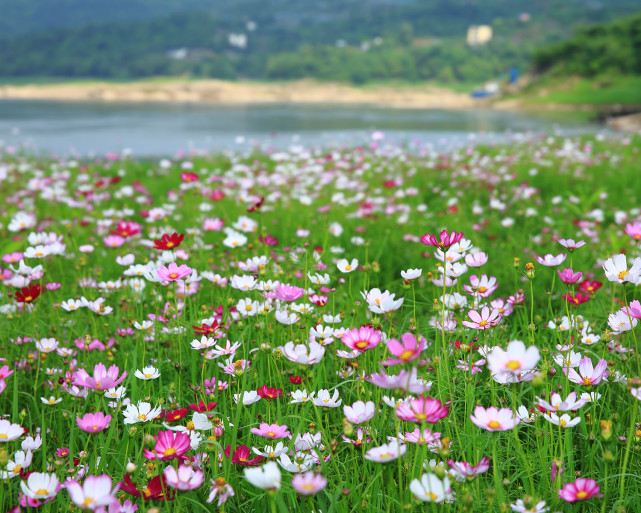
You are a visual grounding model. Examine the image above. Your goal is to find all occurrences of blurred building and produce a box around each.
[466,25,493,46]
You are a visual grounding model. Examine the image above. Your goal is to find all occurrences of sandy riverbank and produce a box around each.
[0,79,483,109]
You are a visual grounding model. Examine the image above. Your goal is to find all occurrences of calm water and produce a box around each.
[0,100,593,157]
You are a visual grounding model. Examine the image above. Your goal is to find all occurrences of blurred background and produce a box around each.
[0,0,639,155]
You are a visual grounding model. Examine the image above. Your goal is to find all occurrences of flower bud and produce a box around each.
[601,420,613,440]
[525,262,535,279]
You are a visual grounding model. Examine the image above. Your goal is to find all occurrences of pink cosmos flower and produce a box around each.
[274,284,305,302]
[396,397,449,424]
[462,307,502,330]
[163,464,205,490]
[398,427,441,449]
[465,252,488,267]
[558,268,582,284]
[486,340,540,381]
[76,412,112,433]
[380,333,426,366]
[563,356,608,385]
[367,368,432,394]
[344,401,376,425]
[558,478,600,502]
[628,300,641,319]
[536,253,567,267]
[291,472,328,495]
[535,391,587,412]
[143,430,191,461]
[157,262,192,281]
[624,221,641,241]
[558,239,586,251]
[470,406,520,431]
[72,363,126,391]
[463,275,499,297]
[250,423,291,439]
[420,230,464,250]
[207,477,235,506]
[341,326,382,352]
[103,236,126,248]
[447,457,490,481]
[64,474,118,510]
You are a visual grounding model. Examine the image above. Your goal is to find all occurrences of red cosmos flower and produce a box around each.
[247,196,265,212]
[154,233,184,250]
[224,445,265,466]
[257,385,283,400]
[289,376,305,384]
[577,280,603,295]
[109,220,141,238]
[15,284,42,303]
[180,172,199,182]
[420,229,464,250]
[192,321,224,337]
[188,401,218,413]
[563,292,590,305]
[164,408,189,423]
[119,474,175,501]
[451,340,478,353]
[259,234,278,246]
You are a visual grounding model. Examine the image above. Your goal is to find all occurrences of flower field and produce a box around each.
[1,133,641,512]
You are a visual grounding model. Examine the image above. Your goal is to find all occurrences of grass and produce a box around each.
[0,133,640,512]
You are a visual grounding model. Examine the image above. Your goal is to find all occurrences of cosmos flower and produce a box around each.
[73,363,127,391]
[396,397,448,424]
[420,230,464,250]
[76,412,112,433]
[486,340,540,381]
[470,406,520,431]
[343,401,376,425]
[244,461,281,490]
[380,333,427,366]
[564,356,608,385]
[291,472,328,495]
[447,457,490,481]
[163,465,205,491]
[364,442,407,462]
[558,478,600,502]
[64,474,119,510]
[409,473,451,503]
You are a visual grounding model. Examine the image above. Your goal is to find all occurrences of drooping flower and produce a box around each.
[558,478,600,502]
[470,406,520,431]
[206,477,234,506]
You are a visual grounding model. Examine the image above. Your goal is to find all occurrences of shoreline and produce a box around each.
[0,79,485,109]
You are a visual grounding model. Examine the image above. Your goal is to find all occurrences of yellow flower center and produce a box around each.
[345,265,352,271]
[186,421,195,431]
[166,242,174,248]
[138,414,147,421]
[267,431,276,437]
[400,350,414,361]
[355,341,369,350]
[479,320,488,327]
[618,270,629,280]
[83,497,94,507]
[488,420,501,429]
[559,419,567,427]
[163,447,176,457]
[169,273,178,279]
[425,492,439,501]
[379,452,393,459]
[506,360,521,371]
[12,465,21,474]
[478,286,487,293]
[144,373,152,378]
[582,377,593,385]
[36,488,48,495]
[576,491,588,499]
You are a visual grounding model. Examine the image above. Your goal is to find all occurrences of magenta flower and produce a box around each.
[420,230,464,250]
[380,333,426,366]
[343,400,376,425]
[64,475,118,510]
[250,423,291,439]
[461,307,502,330]
[447,457,490,481]
[291,472,328,495]
[558,268,583,284]
[143,430,191,461]
[157,262,192,281]
[628,300,641,319]
[76,412,112,433]
[274,284,305,302]
[564,356,608,385]
[72,363,127,391]
[558,478,600,502]
[163,464,205,491]
[624,221,641,241]
[396,396,449,424]
[341,326,382,352]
